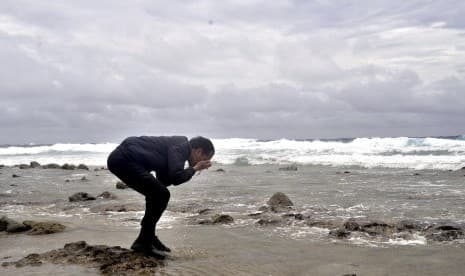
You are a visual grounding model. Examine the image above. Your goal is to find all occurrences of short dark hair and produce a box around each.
[189,136,215,156]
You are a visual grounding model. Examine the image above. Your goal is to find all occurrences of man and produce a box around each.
[107,136,214,259]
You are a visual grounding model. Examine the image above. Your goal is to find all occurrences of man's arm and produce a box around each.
[167,144,195,185]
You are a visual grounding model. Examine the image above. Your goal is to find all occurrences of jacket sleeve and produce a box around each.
[167,144,195,185]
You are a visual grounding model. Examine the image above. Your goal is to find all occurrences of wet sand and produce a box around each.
[1,164,465,275]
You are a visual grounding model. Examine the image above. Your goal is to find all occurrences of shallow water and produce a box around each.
[1,164,465,275]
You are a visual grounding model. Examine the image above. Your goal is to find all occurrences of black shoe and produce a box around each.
[152,236,171,252]
[131,241,166,259]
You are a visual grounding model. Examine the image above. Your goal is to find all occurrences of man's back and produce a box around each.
[119,136,190,174]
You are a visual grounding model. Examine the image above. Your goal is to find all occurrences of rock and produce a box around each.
[22,221,66,235]
[12,174,20,178]
[424,223,465,241]
[282,213,305,220]
[414,173,421,176]
[42,163,61,169]
[344,171,351,174]
[77,164,89,170]
[267,192,294,211]
[395,220,425,232]
[116,181,129,189]
[256,216,284,226]
[215,168,225,172]
[1,241,163,274]
[329,229,351,239]
[80,176,88,181]
[211,214,234,224]
[69,192,96,202]
[18,164,30,169]
[61,163,76,170]
[343,218,394,236]
[198,208,213,215]
[65,179,71,183]
[30,161,41,168]
[97,191,117,200]
[278,164,298,171]
[0,164,5,168]
[0,216,30,233]
[90,203,143,213]
[306,219,341,229]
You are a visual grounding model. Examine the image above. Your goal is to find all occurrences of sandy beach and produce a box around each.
[1,163,465,275]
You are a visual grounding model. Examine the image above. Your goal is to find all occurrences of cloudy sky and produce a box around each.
[1,0,464,144]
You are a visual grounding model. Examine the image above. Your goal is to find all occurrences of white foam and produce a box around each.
[1,136,464,170]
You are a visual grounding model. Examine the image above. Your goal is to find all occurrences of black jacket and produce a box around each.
[118,136,195,186]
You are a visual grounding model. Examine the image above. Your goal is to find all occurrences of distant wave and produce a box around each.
[0,136,464,170]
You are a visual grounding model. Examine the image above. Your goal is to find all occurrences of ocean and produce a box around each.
[1,135,465,170]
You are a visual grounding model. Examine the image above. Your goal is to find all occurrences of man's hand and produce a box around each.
[193,160,212,172]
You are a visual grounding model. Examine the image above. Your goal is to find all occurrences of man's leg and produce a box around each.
[107,149,170,256]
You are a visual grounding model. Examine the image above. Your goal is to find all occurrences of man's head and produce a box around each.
[189,136,215,166]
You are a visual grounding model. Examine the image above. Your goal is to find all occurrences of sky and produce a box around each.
[1,0,464,144]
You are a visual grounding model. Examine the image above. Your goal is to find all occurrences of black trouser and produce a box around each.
[107,147,170,240]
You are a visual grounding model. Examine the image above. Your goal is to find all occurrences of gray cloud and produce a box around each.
[0,0,464,144]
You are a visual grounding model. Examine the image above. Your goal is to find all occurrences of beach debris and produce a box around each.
[116,181,129,189]
[69,192,96,202]
[77,164,89,170]
[278,164,298,171]
[42,163,61,169]
[1,241,163,275]
[30,161,41,168]
[22,220,66,235]
[97,191,118,199]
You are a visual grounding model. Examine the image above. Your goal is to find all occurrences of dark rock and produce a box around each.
[282,213,305,220]
[61,163,76,170]
[215,168,225,172]
[30,161,41,168]
[1,241,162,274]
[12,174,20,178]
[198,208,213,215]
[342,274,357,276]
[306,219,342,229]
[395,220,425,232]
[80,176,88,181]
[77,164,89,170]
[329,229,351,239]
[69,192,96,202]
[256,214,284,226]
[97,191,117,200]
[0,216,30,233]
[278,164,298,171]
[0,164,4,168]
[90,203,143,213]
[18,164,30,169]
[344,171,351,174]
[65,179,71,183]
[22,221,66,235]
[414,173,421,176]
[343,218,394,236]
[211,214,234,224]
[42,163,61,169]
[267,192,294,211]
[424,223,465,241]
[116,181,129,189]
